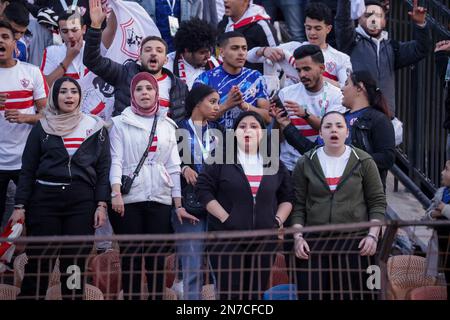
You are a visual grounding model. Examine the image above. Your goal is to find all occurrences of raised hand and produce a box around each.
[89,0,107,29]
[408,0,427,25]
[435,40,450,52]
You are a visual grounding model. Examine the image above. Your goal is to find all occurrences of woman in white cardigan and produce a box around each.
[108,72,195,300]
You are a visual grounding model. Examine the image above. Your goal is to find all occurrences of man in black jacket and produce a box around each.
[83,1,188,120]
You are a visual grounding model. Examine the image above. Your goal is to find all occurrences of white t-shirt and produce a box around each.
[0,60,48,170]
[62,115,97,156]
[247,41,352,88]
[165,52,219,90]
[278,81,346,171]
[156,73,171,116]
[41,42,88,81]
[317,146,352,192]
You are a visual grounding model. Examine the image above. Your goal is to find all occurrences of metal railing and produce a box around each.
[390,0,450,198]
[1,220,449,300]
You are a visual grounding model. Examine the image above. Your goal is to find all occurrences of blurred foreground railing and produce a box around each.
[0,220,449,300]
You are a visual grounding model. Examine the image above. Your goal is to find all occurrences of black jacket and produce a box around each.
[83,27,189,121]
[435,50,450,129]
[15,122,111,207]
[195,161,294,231]
[218,17,278,74]
[283,108,395,186]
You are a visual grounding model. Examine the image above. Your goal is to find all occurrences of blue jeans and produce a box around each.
[171,209,208,300]
[261,0,307,42]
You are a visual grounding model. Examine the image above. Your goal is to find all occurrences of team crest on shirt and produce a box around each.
[326,61,337,73]
[20,78,30,88]
[248,87,257,98]
[120,18,143,59]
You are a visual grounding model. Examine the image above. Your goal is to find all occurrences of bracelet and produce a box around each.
[366,233,378,243]
[97,203,107,209]
[14,204,25,210]
[181,166,189,176]
[59,62,67,73]
[294,233,303,240]
[275,216,283,227]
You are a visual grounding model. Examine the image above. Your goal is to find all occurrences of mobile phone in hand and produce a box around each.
[270,93,288,117]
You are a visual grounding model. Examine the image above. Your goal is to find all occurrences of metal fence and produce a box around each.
[1,220,449,300]
[390,0,450,198]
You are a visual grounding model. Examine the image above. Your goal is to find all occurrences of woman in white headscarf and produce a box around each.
[10,76,111,299]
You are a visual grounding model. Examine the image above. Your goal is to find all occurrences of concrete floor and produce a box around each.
[385,172,432,251]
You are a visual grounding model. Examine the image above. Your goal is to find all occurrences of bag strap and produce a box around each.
[132,116,158,178]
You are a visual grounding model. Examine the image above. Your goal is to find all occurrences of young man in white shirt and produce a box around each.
[165,17,219,90]
[275,44,346,172]
[0,20,47,225]
[41,9,115,88]
[247,2,352,89]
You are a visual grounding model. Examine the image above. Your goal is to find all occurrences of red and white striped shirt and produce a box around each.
[62,115,97,156]
[41,42,89,82]
[138,116,159,162]
[238,150,264,201]
[317,146,351,192]
[157,73,171,116]
[278,81,346,171]
[246,174,263,200]
[0,60,48,170]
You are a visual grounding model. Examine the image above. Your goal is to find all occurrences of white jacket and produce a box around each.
[109,107,181,205]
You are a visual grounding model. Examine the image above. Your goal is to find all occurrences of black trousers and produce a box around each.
[0,170,19,226]
[294,232,376,300]
[208,237,277,300]
[20,182,96,299]
[109,201,173,300]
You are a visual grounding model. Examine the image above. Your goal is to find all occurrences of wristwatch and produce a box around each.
[111,191,121,198]
[301,109,310,120]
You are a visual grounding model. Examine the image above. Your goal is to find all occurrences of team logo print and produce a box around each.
[120,18,143,59]
[20,79,30,88]
[326,61,337,73]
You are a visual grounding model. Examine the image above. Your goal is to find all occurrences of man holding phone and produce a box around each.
[273,45,346,172]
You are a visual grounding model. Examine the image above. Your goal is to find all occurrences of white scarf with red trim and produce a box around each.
[79,0,160,121]
[225,4,271,31]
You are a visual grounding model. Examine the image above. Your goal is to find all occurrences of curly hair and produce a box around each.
[173,17,217,54]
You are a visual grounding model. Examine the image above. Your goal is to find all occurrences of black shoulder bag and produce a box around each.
[120,116,158,195]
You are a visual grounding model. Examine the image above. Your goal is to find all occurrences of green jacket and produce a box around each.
[291,146,386,226]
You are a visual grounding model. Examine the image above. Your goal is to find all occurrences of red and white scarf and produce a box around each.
[225,4,271,31]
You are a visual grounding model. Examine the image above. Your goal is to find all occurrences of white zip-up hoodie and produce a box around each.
[109,107,181,205]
